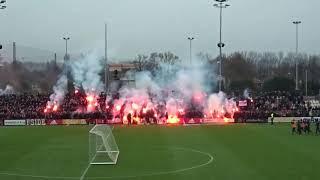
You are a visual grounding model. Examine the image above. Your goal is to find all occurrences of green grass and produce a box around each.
[0,124,320,180]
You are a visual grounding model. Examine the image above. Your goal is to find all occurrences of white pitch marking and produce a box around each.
[0,146,214,180]
[79,163,92,180]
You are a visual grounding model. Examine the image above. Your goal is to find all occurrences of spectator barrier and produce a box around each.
[0,119,3,126]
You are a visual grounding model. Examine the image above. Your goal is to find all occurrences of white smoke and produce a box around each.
[47,75,68,107]
[46,49,237,122]
[243,88,253,100]
[0,85,14,95]
[46,50,104,112]
[71,51,104,94]
[111,57,237,123]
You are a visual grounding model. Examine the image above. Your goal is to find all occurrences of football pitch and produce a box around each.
[0,124,319,180]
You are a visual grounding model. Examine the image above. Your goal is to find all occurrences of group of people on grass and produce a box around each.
[291,118,320,135]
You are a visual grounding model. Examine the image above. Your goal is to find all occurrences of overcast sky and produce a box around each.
[0,0,319,61]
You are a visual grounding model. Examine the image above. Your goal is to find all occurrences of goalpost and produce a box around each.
[89,125,119,165]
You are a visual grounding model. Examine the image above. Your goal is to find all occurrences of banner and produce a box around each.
[4,120,26,126]
[184,118,203,124]
[238,100,247,107]
[62,119,87,125]
[244,119,267,123]
[26,119,46,126]
[268,117,320,123]
[45,119,63,125]
[91,119,108,124]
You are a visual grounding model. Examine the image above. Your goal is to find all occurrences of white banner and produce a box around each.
[238,100,247,107]
[4,120,26,126]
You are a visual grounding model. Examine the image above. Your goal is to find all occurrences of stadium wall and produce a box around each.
[0,119,3,126]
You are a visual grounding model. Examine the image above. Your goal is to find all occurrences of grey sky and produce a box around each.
[0,0,319,61]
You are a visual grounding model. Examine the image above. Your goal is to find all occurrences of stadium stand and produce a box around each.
[0,91,319,121]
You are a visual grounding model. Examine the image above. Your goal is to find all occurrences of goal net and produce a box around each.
[89,125,119,165]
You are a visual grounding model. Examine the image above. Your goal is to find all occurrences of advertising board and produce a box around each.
[184,118,203,124]
[62,119,87,125]
[45,119,63,125]
[268,117,320,123]
[4,120,26,126]
[26,119,46,126]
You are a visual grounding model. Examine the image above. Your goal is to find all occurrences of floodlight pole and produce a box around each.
[293,21,301,91]
[0,0,6,49]
[187,37,195,65]
[305,69,308,96]
[105,23,109,93]
[214,0,230,92]
[63,37,70,56]
[0,0,6,9]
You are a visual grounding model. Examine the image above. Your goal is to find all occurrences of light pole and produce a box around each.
[63,37,70,57]
[187,37,194,64]
[293,21,301,91]
[0,0,6,9]
[0,1,6,50]
[305,69,308,96]
[105,23,109,92]
[214,0,230,92]
[62,37,71,91]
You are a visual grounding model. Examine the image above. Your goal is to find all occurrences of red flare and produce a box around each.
[132,103,139,110]
[53,105,58,112]
[223,117,234,123]
[116,105,121,111]
[142,108,147,114]
[86,95,94,102]
[167,115,180,124]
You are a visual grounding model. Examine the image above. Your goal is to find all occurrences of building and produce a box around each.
[107,63,136,91]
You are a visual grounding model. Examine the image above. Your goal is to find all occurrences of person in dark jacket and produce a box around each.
[315,119,320,135]
[291,119,297,135]
[297,120,302,135]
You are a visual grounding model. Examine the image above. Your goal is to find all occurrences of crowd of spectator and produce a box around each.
[235,91,320,122]
[0,94,49,119]
[0,90,319,121]
[0,92,109,120]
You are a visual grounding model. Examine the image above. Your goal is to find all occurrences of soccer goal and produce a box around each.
[89,125,119,165]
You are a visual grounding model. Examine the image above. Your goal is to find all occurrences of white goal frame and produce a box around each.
[89,125,119,165]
